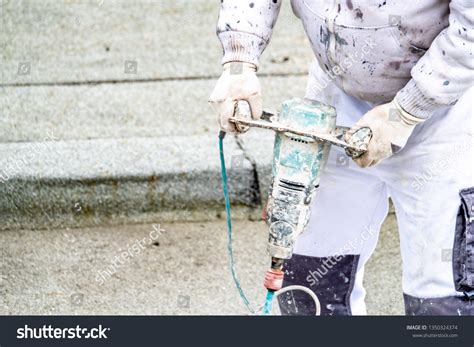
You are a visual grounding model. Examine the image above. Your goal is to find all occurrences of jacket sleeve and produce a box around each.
[396,0,474,119]
[217,0,282,68]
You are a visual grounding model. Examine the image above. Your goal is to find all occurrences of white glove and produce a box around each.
[209,62,262,133]
[344,99,425,168]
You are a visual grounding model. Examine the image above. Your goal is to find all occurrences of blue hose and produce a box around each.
[263,290,274,315]
[218,132,255,314]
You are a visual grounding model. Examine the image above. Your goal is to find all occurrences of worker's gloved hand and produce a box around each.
[344,99,424,168]
[209,62,262,133]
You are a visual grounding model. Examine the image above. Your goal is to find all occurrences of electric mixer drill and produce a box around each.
[227,97,371,314]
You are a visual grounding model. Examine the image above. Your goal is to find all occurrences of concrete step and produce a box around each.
[1,0,313,85]
[0,76,307,142]
[0,125,395,232]
[0,134,261,230]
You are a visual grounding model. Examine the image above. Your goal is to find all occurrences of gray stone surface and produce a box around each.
[0,0,313,230]
[0,135,261,230]
[0,218,403,315]
[1,0,313,85]
[365,213,404,315]
[0,72,308,229]
[0,76,307,142]
[237,129,274,202]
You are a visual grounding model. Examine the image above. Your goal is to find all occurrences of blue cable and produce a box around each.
[263,290,274,315]
[218,132,256,314]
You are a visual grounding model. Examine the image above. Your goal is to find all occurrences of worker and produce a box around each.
[209,0,473,315]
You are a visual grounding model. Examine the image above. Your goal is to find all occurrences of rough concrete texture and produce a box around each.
[0,0,312,229]
[237,129,275,202]
[0,135,261,230]
[0,74,306,229]
[364,213,404,315]
[1,1,312,84]
[0,218,403,315]
[0,76,307,142]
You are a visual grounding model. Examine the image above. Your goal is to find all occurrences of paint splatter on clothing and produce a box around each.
[217,0,474,119]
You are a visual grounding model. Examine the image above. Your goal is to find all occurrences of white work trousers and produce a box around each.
[278,62,474,316]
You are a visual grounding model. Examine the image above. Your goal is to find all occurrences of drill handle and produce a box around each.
[232,101,252,133]
[344,127,373,159]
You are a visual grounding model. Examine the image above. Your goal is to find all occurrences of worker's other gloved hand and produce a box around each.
[209,62,262,133]
[344,99,424,168]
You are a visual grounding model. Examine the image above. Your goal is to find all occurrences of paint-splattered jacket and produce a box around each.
[216,0,473,119]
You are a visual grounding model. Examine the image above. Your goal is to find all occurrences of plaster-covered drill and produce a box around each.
[230,98,371,301]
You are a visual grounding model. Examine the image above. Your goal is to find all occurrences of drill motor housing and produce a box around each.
[265,98,336,260]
